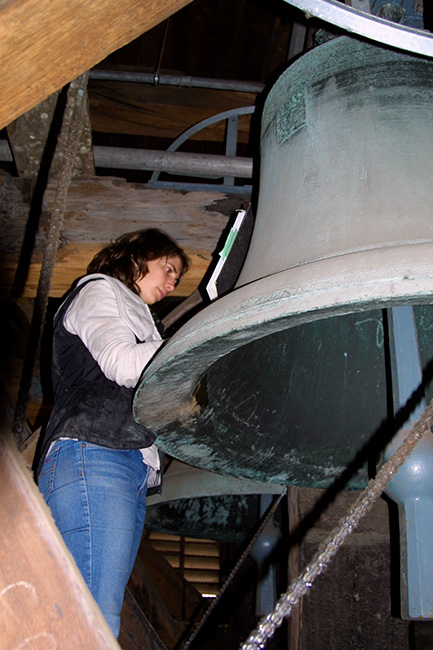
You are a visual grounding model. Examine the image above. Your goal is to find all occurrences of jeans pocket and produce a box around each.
[38,442,61,498]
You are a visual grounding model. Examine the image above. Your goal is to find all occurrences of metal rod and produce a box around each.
[154,18,170,83]
[224,115,239,186]
[385,306,433,619]
[89,69,265,94]
[388,306,426,425]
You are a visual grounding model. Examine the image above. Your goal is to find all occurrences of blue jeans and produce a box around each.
[38,439,149,638]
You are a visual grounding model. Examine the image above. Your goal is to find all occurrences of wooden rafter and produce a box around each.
[0,0,194,130]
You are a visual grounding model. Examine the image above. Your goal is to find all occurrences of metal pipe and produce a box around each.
[0,140,253,185]
[383,306,433,619]
[93,145,253,179]
[89,69,265,94]
[146,180,252,194]
[149,106,255,184]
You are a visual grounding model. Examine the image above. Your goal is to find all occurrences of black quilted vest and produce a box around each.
[37,278,156,475]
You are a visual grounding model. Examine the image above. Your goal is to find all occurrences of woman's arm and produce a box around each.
[64,278,162,387]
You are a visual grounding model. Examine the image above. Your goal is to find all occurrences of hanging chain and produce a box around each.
[240,397,433,650]
[12,72,89,445]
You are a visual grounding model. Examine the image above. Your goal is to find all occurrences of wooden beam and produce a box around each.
[7,88,95,179]
[292,487,409,648]
[0,0,193,130]
[0,401,121,648]
[127,551,186,649]
[119,587,167,650]
[287,487,302,650]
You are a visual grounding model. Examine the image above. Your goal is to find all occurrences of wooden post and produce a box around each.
[287,486,301,650]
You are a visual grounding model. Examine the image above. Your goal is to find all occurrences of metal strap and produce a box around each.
[283,0,433,58]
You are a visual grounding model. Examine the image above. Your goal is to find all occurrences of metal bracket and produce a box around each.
[283,0,433,57]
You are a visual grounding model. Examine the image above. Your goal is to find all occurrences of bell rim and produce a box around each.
[134,242,433,446]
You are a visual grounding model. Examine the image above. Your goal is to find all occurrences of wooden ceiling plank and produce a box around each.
[0,0,194,130]
[89,81,255,142]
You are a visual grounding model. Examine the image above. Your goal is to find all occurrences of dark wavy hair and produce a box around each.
[86,228,190,294]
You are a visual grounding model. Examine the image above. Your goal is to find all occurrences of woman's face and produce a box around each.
[135,256,182,305]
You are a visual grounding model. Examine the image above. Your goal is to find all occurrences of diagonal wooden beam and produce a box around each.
[0,386,121,649]
[0,0,193,130]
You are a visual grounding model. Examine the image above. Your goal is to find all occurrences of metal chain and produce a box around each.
[240,397,433,650]
[13,72,89,445]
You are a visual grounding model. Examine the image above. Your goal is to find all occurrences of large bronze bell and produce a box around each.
[134,36,433,491]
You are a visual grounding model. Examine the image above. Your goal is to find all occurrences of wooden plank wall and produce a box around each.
[1,175,251,299]
[289,487,410,649]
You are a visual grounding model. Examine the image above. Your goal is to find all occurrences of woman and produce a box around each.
[37,228,190,638]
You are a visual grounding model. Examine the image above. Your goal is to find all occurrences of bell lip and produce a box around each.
[147,460,285,507]
[134,243,433,444]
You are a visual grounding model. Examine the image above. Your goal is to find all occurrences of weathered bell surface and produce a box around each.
[134,36,433,489]
[145,461,285,542]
